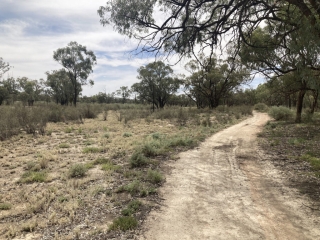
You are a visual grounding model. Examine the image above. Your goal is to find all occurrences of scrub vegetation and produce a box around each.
[0,103,252,239]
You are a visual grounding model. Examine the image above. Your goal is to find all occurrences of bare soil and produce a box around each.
[139,112,320,239]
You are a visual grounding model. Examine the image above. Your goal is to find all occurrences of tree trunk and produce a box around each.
[295,89,306,123]
[311,91,318,114]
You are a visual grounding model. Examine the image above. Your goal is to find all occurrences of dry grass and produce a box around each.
[259,116,320,202]
[0,106,249,239]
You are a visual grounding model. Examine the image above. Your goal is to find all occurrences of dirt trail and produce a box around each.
[140,112,320,240]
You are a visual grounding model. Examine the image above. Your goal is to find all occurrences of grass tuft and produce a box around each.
[0,203,12,210]
[83,147,103,153]
[20,171,47,183]
[146,169,164,184]
[108,216,138,231]
[68,164,88,178]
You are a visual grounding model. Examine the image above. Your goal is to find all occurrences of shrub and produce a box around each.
[0,203,12,210]
[0,106,20,140]
[176,108,189,126]
[117,180,141,195]
[168,136,195,148]
[151,132,161,140]
[16,106,48,135]
[237,105,253,116]
[68,164,87,178]
[59,143,70,148]
[216,105,228,113]
[83,147,103,153]
[101,162,121,172]
[146,169,163,184]
[129,152,149,168]
[20,171,47,183]
[254,103,269,112]
[268,106,294,121]
[79,104,100,119]
[301,154,320,171]
[122,132,132,137]
[141,142,159,157]
[108,216,138,231]
[94,157,110,165]
[121,200,142,216]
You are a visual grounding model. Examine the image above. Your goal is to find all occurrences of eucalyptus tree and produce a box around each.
[132,61,180,110]
[98,1,320,59]
[0,57,10,79]
[240,11,320,122]
[53,41,97,106]
[46,69,76,105]
[184,54,251,108]
[0,77,19,104]
[116,86,131,104]
[17,77,44,106]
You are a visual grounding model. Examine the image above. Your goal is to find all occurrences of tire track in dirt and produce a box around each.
[140,112,320,240]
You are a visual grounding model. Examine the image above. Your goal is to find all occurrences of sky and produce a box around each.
[0,0,263,96]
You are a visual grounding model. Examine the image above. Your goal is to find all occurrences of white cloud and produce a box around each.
[0,0,261,97]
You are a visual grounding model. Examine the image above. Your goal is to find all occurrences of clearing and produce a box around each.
[140,112,320,240]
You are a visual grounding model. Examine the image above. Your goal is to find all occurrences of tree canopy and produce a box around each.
[184,54,251,108]
[0,57,10,80]
[132,61,180,110]
[98,1,320,58]
[53,41,97,106]
[46,69,76,105]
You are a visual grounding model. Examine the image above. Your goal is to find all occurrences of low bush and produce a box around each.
[146,169,163,184]
[301,154,320,171]
[20,171,47,183]
[122,132,132,137]
[254,103,269,112]
[68,164,88,178]
[121,200,142,216]
[129,152,149,168]
[268,106,294,121]
[141,142,160,157]
[0,203,12,210]
[117,180,142,195]
[93,157,111,165]
[108,216,138,231]
[83,147,103,153]
[79,104,101,119]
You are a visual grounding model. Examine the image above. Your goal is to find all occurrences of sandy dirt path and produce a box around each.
[140,112,320,240]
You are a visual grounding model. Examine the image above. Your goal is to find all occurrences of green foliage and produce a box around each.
[121,200,142,216]
[132,61,180,109]
[0,203,12,210]
[129,152,149,168]
[93,157,111,165]
[300,154,320,171]
[268,106,294,121]
[167,136,195,148]
[53,41,97,106]
[83,147,103,153]
[101,162,121,172]
[46,69,74,106]
[141,142,161,157]
[122,132,132,137]
[20,171,47,183]
[146,169,163,184]
[254,103,269,112]
[108,216,138,231]
[79,104,101,118]
[64,127,74,133]
[185,55,251,109]
[59,143,70,148]
[68,164,88,178]
[117,180,142,195]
